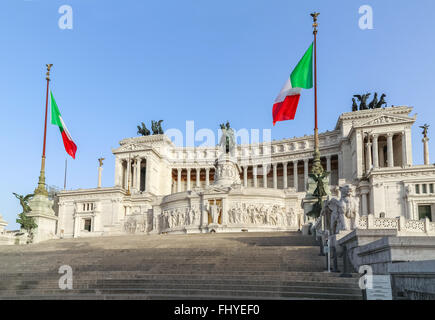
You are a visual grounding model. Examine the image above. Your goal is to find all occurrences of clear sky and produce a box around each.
[0,0,434,229]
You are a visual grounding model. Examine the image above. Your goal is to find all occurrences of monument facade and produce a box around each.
[51,106,435,239]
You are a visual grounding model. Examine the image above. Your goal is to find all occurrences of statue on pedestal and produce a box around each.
[13,193,37,243]
[321,185,360,234]
[219,122,235,155]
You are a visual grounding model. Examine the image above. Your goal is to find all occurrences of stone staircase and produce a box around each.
[0,232,363,300]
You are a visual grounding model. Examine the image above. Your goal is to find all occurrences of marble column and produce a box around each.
[126,159,131,191]
[114,158,122,187]
[196,168,200,188]
[338,153,343,180]
[365,142,372,172]
[372,134,379,169]
[177,168,182,193]
[187,168,191,191]
[304,159,309,191]
[361,191,369,216]
[263,164,268,188]
[272,164,277,189]
[401,131,408,167]
[205,168,210,186]
[423,137,430,165]
[243,166,248,187]
[293,160,298,192]
[387,133,394,168]
[136,158,142,192]
[131,162,137,192]
[98,166,102,188]
[283,162,288,189]
[401,131,407,167]
[123,160,128,189]
[253,165,258,188]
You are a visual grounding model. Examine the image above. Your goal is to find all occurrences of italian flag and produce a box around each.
[50,91,77,159]
[273,43,314,125]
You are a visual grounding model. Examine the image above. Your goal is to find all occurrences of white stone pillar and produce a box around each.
[365,142,372,172]
[131,161,137,192]
[293,160,298,192]
[263,164,268,188]
[98,167,102,188]
[253,165,258,188]
[136,158,142,191]
[123,160,128,189]
[177,168,181,193]
[304,159,309,191]
[326,156,331,172]
[338,152,343,180]
[243,166,248,187]
[272,164,277,189]
[187,168,191,191]
[126,158,131,191]
[114,158,121,187]
[372,134,379,169]
[361,191,369,216]
[423,137,430,165]
[196,168,201,188]
[387,133,394,168]
[401,131,407,167]
[405,128,413,166]
[73,212,79,238]
[205,168,210,186]
[283,162,288,189]
[144,158,150,193]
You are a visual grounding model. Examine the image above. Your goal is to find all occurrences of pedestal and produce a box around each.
[213,155,241,187]
[28,194,58,243]
[301,174,330,235]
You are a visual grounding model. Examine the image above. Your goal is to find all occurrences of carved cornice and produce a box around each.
[335,106,413,128]
[369,165,435,181]
[119,134,173,146]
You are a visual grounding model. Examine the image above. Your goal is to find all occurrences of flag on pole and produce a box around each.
[50,91,77,159]
[273,43,314,125]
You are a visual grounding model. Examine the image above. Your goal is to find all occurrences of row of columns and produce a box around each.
[172,155,339,193]
[241,156,333,190]
[120,157,146,193]
[365,132,409,171]
[176,168,212,193]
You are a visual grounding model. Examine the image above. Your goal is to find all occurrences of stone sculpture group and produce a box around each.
[137,120,164,136]
[321,185,360,235]
[352,93,387,111]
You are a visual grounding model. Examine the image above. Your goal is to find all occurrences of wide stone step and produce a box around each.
[0,288,363,300]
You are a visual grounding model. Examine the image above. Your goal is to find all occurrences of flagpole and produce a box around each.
[35,64,53,196]
[310,12,323,175]
[64,158,68,190]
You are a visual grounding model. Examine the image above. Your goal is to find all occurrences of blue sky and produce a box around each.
[0,0,434,229]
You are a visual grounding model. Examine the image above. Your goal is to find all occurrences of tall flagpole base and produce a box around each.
[34,156,48,196]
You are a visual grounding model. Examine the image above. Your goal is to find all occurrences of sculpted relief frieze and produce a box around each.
[162,206,201,229]
[227,203,297,227]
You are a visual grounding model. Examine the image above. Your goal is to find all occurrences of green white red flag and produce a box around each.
[50,91,77,159]
[273,43,314,125]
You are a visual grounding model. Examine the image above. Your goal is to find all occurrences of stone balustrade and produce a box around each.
[357,215,435,236]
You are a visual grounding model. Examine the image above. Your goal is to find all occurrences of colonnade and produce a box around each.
[172,155,340,193]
